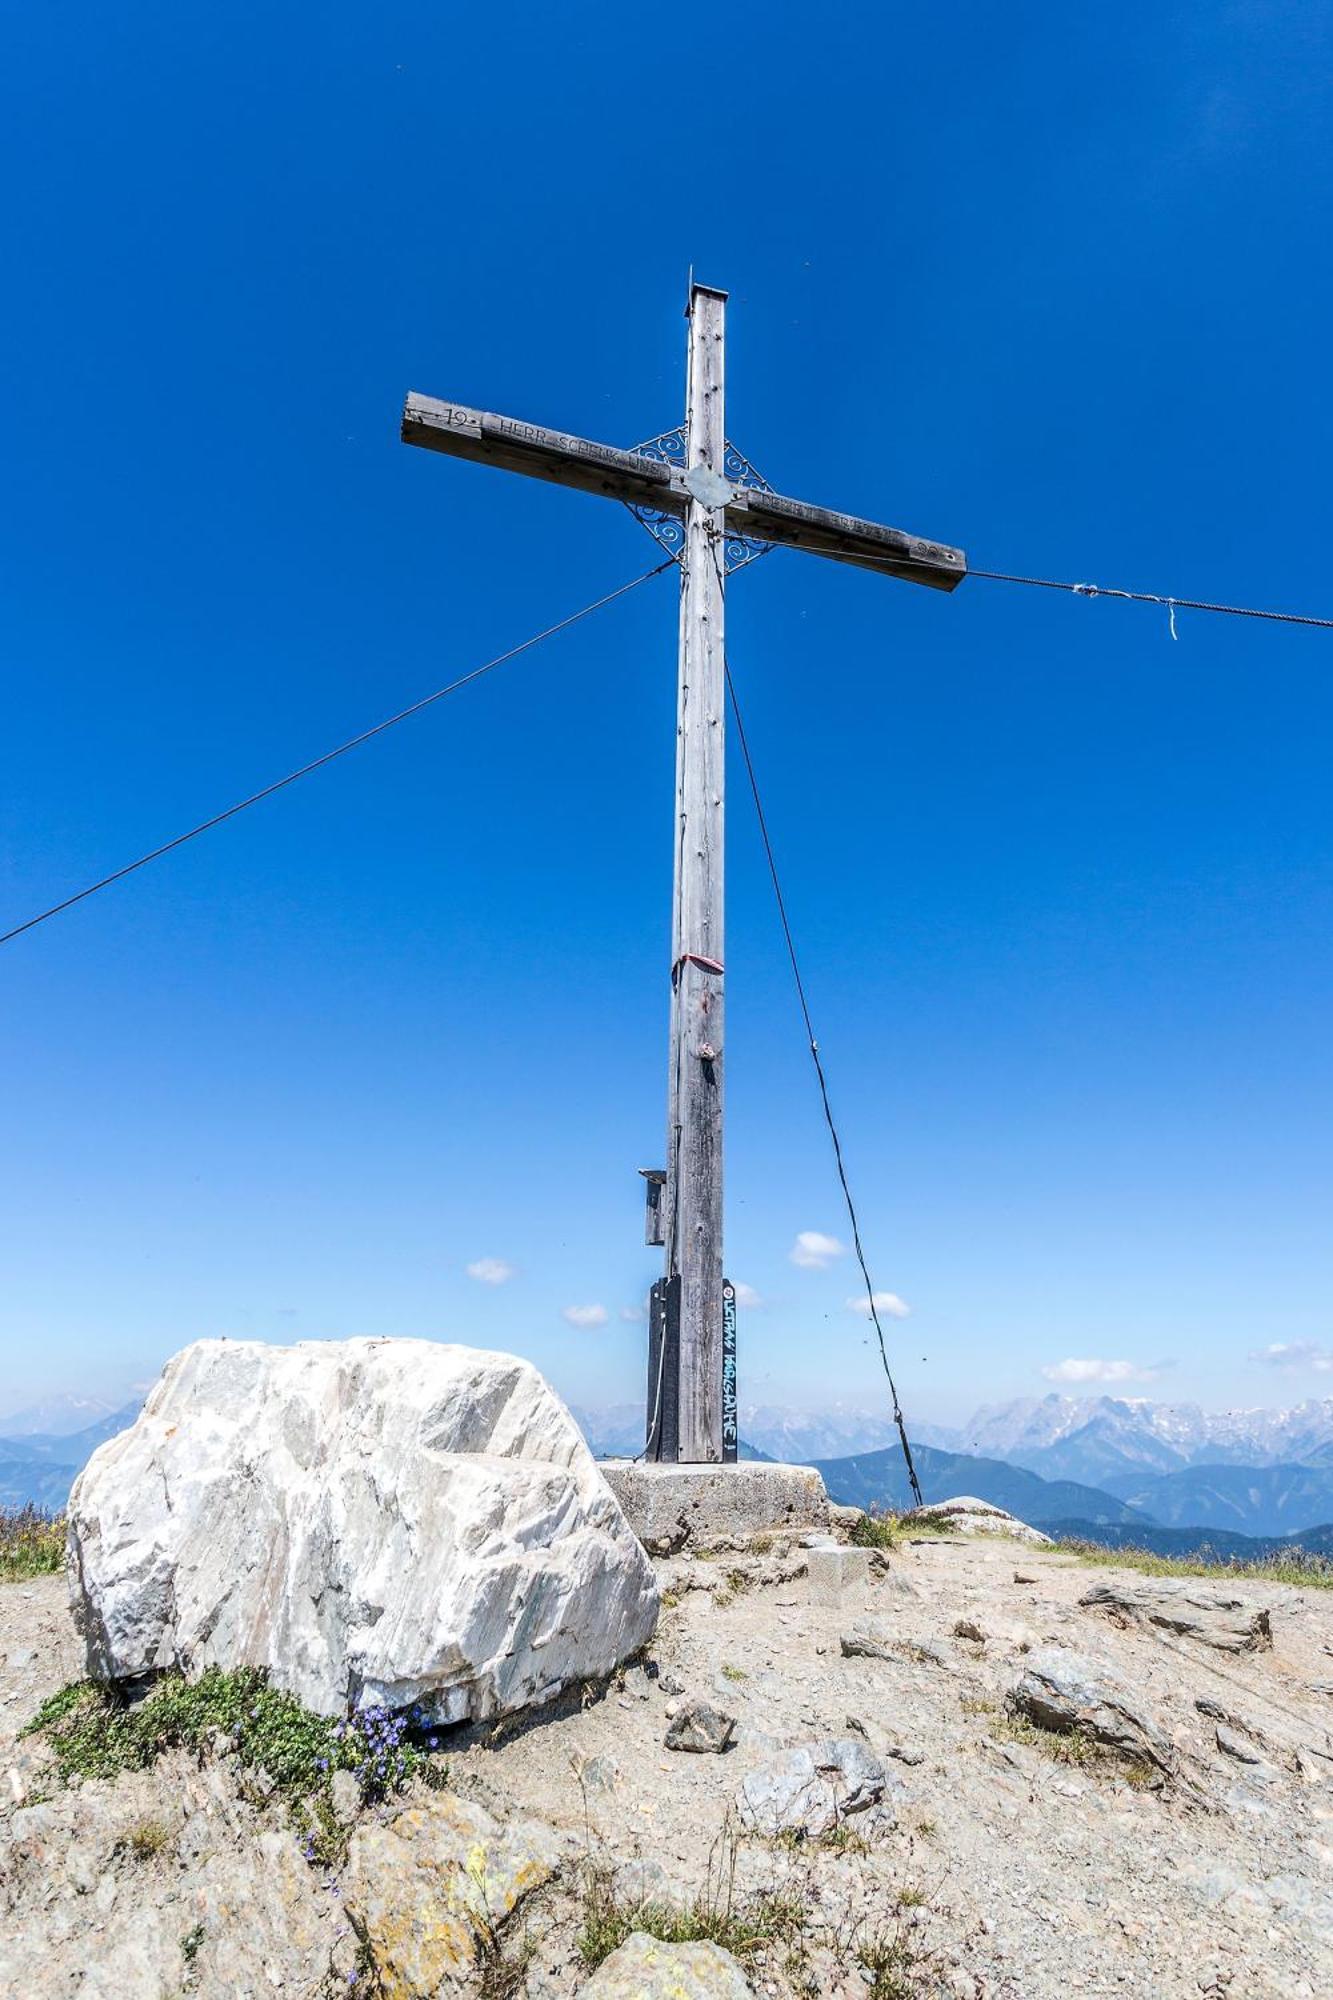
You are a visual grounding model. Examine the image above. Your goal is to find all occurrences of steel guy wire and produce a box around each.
[710,539,925,1504]
[1,560,675,950]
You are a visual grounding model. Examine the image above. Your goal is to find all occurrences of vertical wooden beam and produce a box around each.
[665,283,727,1463]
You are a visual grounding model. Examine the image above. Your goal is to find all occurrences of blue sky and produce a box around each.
[2,4,1332,1426]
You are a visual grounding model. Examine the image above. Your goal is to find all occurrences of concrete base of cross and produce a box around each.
[599,1458,829,1555]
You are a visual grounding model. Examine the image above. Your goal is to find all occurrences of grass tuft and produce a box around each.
[576,1822,804,1972]
[472,1912,536,2000]
[848,1512,901,1551]
[576,1819,940,1994]
[771,1821,872,1855]
[577,1873,805,1970]
[119,1817,171,1860]
[23,1668,448,1867]
[858,1926,922,2000]
[0,1506,65,1581]
[990,1706,1156,1787]
[848,1508,964,1549]
[1057,1536,1333,1591]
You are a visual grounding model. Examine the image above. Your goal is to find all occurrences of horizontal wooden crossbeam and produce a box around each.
[725,488,965,589]
[401,393,966,591]
[402,395,678,512]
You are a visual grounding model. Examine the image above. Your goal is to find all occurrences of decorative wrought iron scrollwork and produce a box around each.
[722,441,770,492]
[624,431,774,573]
[633,427,687,470]
[719,439,774,573]
[628,507,687,563]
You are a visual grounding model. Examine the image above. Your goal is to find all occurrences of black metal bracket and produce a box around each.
[645,1275,681,1461]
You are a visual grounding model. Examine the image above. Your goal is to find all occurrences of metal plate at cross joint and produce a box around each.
[684,465,736,511]
[624,429,775,575]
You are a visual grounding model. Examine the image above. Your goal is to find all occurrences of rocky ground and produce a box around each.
[3,1522,1333,1997]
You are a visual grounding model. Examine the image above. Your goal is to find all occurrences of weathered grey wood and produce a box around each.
[402,395,967,590]
[401,394,689,515]
[726,488,966,589]
[665,282,727,1465]
[400,287,968,1478]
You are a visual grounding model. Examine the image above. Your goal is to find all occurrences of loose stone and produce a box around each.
[664,1701,736,1753]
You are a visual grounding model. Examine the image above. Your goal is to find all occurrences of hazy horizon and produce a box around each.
[5,1351,1333,1440]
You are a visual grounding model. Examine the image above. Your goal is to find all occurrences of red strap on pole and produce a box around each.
[672,952,725,985]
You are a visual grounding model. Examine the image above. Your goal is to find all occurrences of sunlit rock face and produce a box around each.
[68,1337,659,1721]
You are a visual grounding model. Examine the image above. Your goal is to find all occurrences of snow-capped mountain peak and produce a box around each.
[957,1393,1333,1476]
[0,1391,129,1439]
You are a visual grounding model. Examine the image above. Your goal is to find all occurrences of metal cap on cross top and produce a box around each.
[400,284,965,1464]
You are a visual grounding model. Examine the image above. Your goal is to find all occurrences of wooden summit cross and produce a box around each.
[401,283,965,1466]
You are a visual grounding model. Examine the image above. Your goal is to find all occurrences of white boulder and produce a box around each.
[68,1338,659,1722]
[905,1495,1053,1546]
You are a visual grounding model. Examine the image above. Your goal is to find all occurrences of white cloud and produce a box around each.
[846,1291,911,1319]
[562,1303,609,1329]
[1250,1340,1333,1374]
[1040,1357,1169,1385]
[790,1231,847,1271]
[732,1282,763,1309]
[619,1303,647,1323]
[466,1257,515,1286]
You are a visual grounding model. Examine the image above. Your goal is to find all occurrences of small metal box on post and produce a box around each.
[639,1168,666,1248]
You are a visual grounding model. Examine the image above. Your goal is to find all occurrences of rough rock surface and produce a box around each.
[7,1519,1333,1996]
[735,1736,889,1838]
[345,1794,563,1994]
[1215,1722,1267,1767]
[69,1338,658,1720]
[0,1748,337,1997]
[663,1699,736,1753]
[840,1617,896,1660]
[1011,1645,1177,1776]
[577,1931,753,1996]
[1079,1578,1273,1653]
[906,1495,1054,1545]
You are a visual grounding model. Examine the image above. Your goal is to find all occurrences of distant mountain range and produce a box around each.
[576,1392,1333,1542]
[1039,1519,1333,1562]
[570,1402,936,1465]
[728,1404,927,1463]
[8,1387,1333,1552]
[0,1405,140,1511]
[0,1392,132,1439]
[810,1443,1154,1529]
[1096,1462,1333,1539]
[949,1392,1333,1479]
[934,1393,1333,1536]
